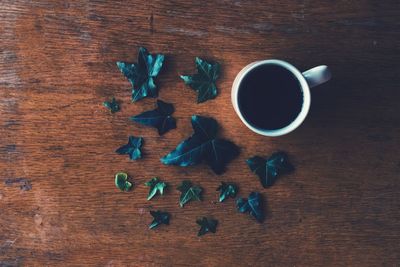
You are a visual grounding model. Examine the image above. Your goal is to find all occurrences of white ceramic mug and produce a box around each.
[231,60,331,137]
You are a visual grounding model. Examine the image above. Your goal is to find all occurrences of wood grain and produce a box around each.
[1,0,399,266]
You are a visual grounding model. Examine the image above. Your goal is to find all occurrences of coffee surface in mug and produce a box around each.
[238,64,303,130]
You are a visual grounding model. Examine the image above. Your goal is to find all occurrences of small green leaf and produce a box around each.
[103,97,120,113]
[177,180,202,207]
[115,136,143,160]
[180,57,220,103]
[116,47,165,102]
[131,100,176,135]
[196,217,218,236]
[145,177,167,200]
[161,115,239,175]
[216,182,237,202]
[246,152,293,188]
[149,210,170,229]
[236,192,264,223]
[115,172,132,191]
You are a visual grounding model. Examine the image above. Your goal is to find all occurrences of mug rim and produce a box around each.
[232,59,311,137]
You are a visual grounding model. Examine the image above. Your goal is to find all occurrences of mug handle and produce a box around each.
[302,65,332,88]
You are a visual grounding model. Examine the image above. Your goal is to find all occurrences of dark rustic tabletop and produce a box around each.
[1,1,399,266]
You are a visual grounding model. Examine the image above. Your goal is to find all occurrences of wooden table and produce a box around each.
[1,1,399,266]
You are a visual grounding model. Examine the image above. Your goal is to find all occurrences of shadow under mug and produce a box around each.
[231,59,332,137]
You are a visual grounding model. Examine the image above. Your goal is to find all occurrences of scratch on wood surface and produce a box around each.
[0,239,17,252]
[80,31,92,43]
[0,51,21,88]
[34,214,43,226]
[87,13,106,22]
[335,18,378,27]
[3,120,20,128]
[149,11,154,33]
[233,0,243,6]
[105,260,115,267]
[215,25,251,34]
[0,3,23,87]
[292,12,305,19]
[0,257,24,267]
[251,23,274,32]
[0,2,22,38]
[4,178,32,191]
[216,23,305,34]
[138,208,146,215]
[0,144,17,153]
[0,97,18,110]
[164,27,208,37]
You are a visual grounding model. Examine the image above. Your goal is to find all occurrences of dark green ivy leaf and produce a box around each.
[236,192,264,223]
[131,100,176,135]
[161,115,239,175]
[246,151,293,188]
[103,97,120,113]
[216,182,237,202]
[196,217,218,236]
[145,177,167,200]
[116,47,165,102]
[115,136,143,160]
[115,172,132,191]
[149,210,170,229]
[180,57,220,103]
[177,180,202,207]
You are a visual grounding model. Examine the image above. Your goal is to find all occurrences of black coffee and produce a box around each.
[238,64,303,130]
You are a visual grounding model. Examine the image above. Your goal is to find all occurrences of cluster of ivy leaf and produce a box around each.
[104,47,293,236]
